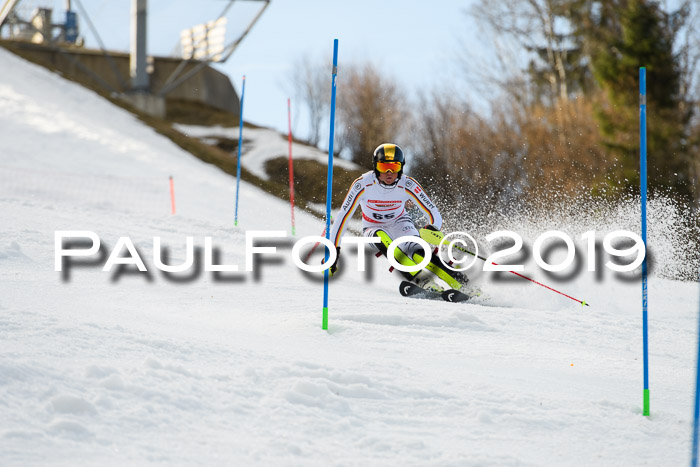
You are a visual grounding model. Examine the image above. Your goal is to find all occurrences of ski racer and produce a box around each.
[325,143,467,292]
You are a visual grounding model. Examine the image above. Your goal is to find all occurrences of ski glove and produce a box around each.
[322,246,341,276]
[419,225,444,245]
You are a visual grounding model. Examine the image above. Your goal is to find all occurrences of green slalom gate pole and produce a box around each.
[640,67,650,416]
[322,39,338,330]
[287,98,296,236]
[692,266,700,466]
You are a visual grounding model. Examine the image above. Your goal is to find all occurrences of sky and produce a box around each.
[24,0,480,142]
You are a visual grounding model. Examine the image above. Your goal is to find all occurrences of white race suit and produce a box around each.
[328,171,443,260]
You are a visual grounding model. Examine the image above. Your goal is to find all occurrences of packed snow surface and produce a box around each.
[1,47,699,466]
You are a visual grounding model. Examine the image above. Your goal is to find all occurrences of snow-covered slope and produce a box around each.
[1,46,699,466]
[173,124,360,182]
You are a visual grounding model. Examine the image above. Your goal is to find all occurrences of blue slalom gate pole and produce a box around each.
[640,67,650,416]
[234,75,246,226]
[322,39,338,331]
[692,267,700,467]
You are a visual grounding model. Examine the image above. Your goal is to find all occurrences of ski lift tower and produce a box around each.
[130,0,148,92]
[127,0,270,116]
[121,0,165,116]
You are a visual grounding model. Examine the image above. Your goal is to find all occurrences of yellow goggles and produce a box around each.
[376,161,402,173]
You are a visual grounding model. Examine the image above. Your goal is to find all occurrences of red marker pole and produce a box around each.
[169,176,176,215]
[288,98,296,236]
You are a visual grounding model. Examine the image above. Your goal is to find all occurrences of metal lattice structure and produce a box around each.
[157,0,270,97]
[0,0,81,45]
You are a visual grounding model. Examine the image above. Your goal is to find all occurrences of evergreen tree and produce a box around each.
[471,0,594,106]
[573,0,693,199]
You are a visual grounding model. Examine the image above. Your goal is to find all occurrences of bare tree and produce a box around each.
[336,62,408,166]
[673,1,700,122]
[465,0,594,149]
[412,90,471,182]
[289,54,330,147]
[411,89,520,206]
[469,0,586,106]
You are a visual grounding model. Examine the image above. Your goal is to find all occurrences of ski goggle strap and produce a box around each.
[376,161,402,173]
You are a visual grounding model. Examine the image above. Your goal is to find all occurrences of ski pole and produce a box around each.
[304,227,326,263]
[461,243,588,306]
[421,230,589,306]
[303,220,335,263]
